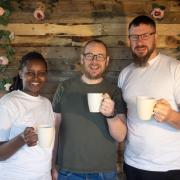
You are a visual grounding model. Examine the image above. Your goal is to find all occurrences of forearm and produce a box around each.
[0,134,25,161]
[52,113,61,168]
[51,113,61,180]
[107,114,127,142]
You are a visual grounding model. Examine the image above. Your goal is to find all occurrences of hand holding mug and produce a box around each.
[153,99,172,122]
[21,127,38,147]
[100,93,115,117]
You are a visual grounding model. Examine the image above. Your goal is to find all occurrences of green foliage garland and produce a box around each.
[0,0,14,91]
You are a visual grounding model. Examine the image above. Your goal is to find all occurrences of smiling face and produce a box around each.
[80,41,109,82]
[19,59,47,96]
[129,23,158,67]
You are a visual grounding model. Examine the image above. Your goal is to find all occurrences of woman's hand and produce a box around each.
[21,127,38,147]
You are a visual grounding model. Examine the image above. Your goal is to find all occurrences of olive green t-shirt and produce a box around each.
[52,76,126,173]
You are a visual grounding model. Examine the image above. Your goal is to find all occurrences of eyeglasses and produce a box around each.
[83,53,106,62]
[129,32,156,41]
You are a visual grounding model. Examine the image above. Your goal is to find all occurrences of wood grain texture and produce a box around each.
[1,2,180,174]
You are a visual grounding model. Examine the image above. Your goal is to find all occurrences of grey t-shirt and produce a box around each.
[52,76,126,173]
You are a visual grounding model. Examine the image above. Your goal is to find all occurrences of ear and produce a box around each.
[106,56,110,67]
[80,54,84,65]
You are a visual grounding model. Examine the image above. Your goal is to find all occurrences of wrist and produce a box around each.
[20,132,25,144]
[105,111,117,119]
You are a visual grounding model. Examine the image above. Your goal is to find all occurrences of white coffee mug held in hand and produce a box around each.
[38,125,55,148]
[137,96,156,120]
[87,93,103,113]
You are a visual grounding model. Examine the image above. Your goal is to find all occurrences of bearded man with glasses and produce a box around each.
[118,15,180,180]
[52,39,127,180]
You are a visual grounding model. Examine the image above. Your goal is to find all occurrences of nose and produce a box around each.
[32,73,41,79]
[136,38,144,45]
[92,55,98,61]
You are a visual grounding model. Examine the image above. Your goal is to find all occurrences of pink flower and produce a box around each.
[33,8,45,21]
[0,7,5,16]
[0,56,9,65]
[4,83,11,91]
[151,8,165,20]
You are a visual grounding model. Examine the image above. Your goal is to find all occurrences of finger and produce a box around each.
[101,100,114,111]
[27,141,37,147]
[24,127,35,135]
[154,112,165,122]
[157,99,170,105]
[102,93,110,99]
[24,131,38,144]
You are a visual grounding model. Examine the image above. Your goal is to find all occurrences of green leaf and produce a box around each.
[0,65,6,72]
[152,3,160,9]
[0,1,14,74]
[152,3,166,10]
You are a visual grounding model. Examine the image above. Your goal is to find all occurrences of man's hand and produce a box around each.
[51,167,58,180]
[153,99,172,123]
[100,93,115,117]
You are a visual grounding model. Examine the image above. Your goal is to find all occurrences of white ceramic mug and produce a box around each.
[87,93,103,113]
[137,96,156,120]
[38,125,55,148]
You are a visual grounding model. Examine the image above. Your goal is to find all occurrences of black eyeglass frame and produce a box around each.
[128,32,156,41]
[83,53,107,61]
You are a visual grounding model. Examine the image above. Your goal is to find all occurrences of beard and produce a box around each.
[81,64,106,80]
[132,45,155,67]
[82,68,105,80]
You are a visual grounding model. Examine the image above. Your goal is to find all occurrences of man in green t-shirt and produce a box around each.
[52,40,127,180]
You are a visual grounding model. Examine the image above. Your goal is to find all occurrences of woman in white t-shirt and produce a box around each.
[0,52,55,180]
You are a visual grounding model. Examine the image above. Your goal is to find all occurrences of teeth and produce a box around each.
[32,82,39,85]
[90,66,99,69]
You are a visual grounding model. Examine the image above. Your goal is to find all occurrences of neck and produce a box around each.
[81,74,103,84]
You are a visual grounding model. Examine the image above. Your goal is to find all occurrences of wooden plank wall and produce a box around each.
[0,0,180,176]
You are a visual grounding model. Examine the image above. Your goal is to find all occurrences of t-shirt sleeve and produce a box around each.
[52,83,64,113]
[174,63,180,107]
[0,104,12,141]
[112,86,127,114]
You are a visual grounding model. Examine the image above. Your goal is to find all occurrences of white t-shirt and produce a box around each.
[118,53,180,171]
[0,90,55,180]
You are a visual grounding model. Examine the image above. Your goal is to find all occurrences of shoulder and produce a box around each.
[159,54,180,71]
[61,76,82,90]
[103,78,117,88]
[0,91,18,105]
[102,79,121,94]
[118,63,134,87]
[159,53,179,65]
[40,96,51,104]
[0,91,19,113]
[120,63,135,75]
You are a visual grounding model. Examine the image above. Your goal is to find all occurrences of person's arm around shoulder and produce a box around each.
[51,112,61,180]
[100,93,127,142]
[154,99,180,129]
